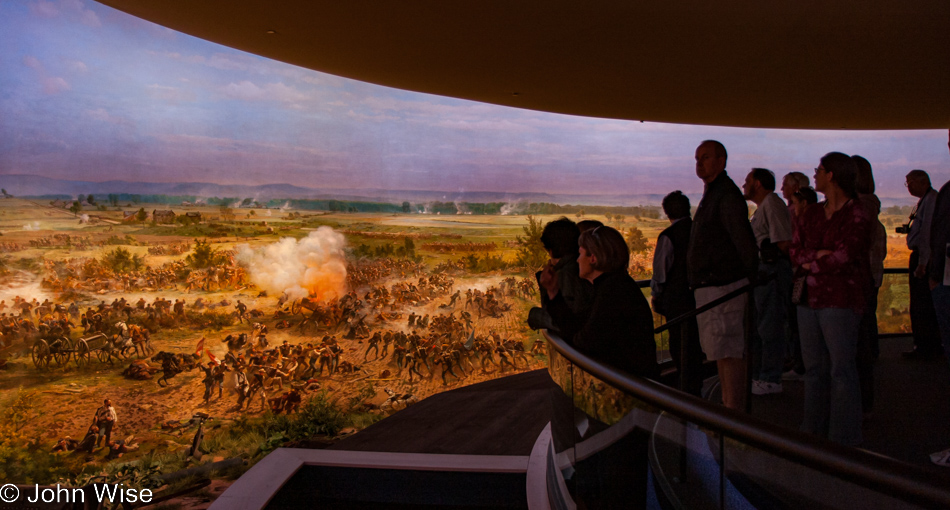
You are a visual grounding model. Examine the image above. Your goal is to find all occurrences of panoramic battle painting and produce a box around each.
[0,0,943,506]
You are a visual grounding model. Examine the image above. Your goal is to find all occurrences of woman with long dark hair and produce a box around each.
[790,152,872,445]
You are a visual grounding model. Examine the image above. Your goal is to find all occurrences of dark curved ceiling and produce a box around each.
[96,0,950,130]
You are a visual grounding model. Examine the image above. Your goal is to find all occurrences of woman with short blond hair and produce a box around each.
[543,226,658,378]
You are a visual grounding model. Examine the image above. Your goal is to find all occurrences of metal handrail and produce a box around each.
[637,265,913,337]
[632,278,754,334]
[544,331,950,509]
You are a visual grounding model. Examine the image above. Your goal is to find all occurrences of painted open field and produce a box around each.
[0,197,913,506]
[0,198,628,504]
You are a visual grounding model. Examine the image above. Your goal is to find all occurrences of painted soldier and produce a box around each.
[92,399,117,448]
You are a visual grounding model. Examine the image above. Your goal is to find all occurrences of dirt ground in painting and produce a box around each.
[0,273,543,460]
[0,198,555,492]
[0,197,913,503]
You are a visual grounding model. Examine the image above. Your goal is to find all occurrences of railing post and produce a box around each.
[679,319,689,393]
[744,287,754,415]
[678,320,690,483]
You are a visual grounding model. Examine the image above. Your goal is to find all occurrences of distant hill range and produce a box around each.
[0,173,916,208]
[0,173,673,206]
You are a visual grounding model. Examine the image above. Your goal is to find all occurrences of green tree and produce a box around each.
[515,215,548,269]
[135,207,148,222]
[625,226,649,254]
[69,201,82,216]
[103,247,144,273]
[86,194,96,205]
[186,239,225,269]
[395,237,417,259]
[402,201,411,213]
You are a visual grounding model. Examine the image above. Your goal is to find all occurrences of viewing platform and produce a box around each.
[748,334,950,467]
[216,329,950,509]
[216,259,949,510]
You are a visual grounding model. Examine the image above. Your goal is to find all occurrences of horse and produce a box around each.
[223,333,248,352]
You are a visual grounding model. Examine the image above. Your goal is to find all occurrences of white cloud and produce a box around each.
[146,84,196,103]
[22,56,42,69]
[222,81,266,101]
[345,110,398,123]
[151,50,344,89]
[79,8,100,27]
[29,0,100,26]
[264,82,308,103]
[431,118,532,133]
[149,51,206,65]
[28,0,59,17]
[58,0,84,10]
[85,108,130,125]
[65,60,88,73]
[221,81,309,104]
[42,77,70,95]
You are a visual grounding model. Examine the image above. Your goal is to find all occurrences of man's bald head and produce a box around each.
[907,169,931,187]
[700,140,728,161]
[695,140,728,184]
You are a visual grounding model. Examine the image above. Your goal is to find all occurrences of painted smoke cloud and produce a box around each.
[236,227,347,302]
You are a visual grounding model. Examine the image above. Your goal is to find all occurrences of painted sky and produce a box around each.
[1,0,948,201]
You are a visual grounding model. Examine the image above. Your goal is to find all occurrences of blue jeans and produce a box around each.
[931,285,950,374]
[797,306,863,446]
[754,259,792,383]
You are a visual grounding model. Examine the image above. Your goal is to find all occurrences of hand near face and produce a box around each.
[539,260,559,299]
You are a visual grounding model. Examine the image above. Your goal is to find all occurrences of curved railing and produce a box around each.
[543,330,950,509]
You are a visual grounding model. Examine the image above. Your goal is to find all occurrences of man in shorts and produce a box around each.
[688,140,759,411]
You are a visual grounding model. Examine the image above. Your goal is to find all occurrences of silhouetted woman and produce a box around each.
[543,226,659,379]
[790,152,871,446]
[852,155,887,418]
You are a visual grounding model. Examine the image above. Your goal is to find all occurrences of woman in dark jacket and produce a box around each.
[543,226,659,379]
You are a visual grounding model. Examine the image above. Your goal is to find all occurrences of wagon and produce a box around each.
[31,337,73,370]
[73,333,114,367]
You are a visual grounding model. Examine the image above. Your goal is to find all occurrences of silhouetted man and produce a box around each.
[742,168,793,395]
[688,140,758,411]
[904,169,941,358]
[926,130,950,467]
[652,191,704,396]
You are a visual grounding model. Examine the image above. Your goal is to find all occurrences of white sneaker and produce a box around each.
[782,370,804,381]
[931,447,950,467]
[751,380,783,395]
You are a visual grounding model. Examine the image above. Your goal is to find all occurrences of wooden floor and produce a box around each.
[748,335,950,470]
[331,337,950,474]
[330,369,574,456]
